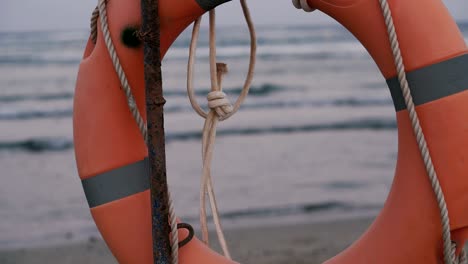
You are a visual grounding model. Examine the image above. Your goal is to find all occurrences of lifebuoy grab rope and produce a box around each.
[93,0,180,263]
[186,0,257,258]
[294,0,467,263]
[377,0,466,263]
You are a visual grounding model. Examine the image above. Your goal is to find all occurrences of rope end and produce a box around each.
[216,63,228,75]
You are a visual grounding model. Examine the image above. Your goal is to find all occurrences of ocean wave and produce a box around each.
[0,84,283,104]
[182,201,381,222]
[164,118,396,142]
[170,24,356,48]
[166,42,366,61]
[0,54,82,66]
[0,118,396,152]
[161,83,285,97]
[0,30,89,46]
[0,109,73,120]
[244,98,392,110]
[0,96,392,121]
[2,23,466,65]
[0,92,75,103]
[1,41,366,65]
[0,137,72,152]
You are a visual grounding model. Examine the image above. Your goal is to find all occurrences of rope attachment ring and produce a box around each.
[177,223,195,248]
[292,0,316,12]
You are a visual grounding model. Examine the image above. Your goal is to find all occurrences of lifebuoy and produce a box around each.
[308,0,468,263]
[73,0,468,263]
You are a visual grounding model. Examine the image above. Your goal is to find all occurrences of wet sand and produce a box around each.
[0,217,372,264]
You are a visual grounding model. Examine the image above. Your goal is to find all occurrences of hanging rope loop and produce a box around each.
[187,1,256,121]
[377,0,466,263]
[186,0,257,260]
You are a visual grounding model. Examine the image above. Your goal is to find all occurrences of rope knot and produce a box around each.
[207,91,233,119]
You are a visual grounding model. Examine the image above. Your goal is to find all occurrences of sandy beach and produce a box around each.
[0,217,372,264]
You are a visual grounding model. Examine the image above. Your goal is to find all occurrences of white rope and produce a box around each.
[377,0,466,263]
[291,0,315,12]
[291,0,465,261]
[90,6,99,43]
[186,0,256,259]
[95,1,179,263]
[97,0,147,142]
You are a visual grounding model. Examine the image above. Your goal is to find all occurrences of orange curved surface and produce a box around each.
[304,0,468,263]
[74,0,236,263]
[74,0,468,263]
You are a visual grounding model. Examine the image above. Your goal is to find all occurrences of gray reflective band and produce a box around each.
[195,0,232,10]
[81,158,150,208]
[387,54,468,111]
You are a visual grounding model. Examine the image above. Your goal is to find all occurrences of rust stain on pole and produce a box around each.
[140,0,173,262]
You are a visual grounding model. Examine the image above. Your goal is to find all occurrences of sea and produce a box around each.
[1,22,467,250]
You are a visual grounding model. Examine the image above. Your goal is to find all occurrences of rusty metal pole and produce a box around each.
[140,0,173,263]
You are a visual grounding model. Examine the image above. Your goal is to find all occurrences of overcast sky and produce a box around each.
[1,0,467,32]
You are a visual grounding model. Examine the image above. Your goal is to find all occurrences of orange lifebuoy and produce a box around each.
[75,0,236,263]
[73,0,468,263]
[307,0,468,263]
